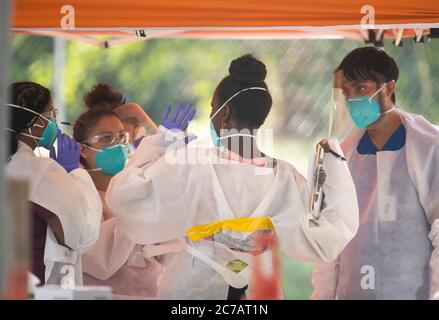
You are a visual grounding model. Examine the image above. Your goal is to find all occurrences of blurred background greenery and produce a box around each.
[10,35,439,299]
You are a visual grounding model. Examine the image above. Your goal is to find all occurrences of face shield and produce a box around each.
[331,70,399,138]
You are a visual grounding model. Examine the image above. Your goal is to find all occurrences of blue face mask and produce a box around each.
[347,84,393,129]
[209,120,221,147]
[87,144,128,176]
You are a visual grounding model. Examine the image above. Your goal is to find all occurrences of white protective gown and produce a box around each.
[106,128,359,299]
[311,111,439,300]
[6,141,102,286]
[82,191,177,299]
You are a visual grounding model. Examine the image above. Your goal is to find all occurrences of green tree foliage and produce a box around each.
[11,36,439,128]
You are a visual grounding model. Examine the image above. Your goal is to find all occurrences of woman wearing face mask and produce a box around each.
[74,105,165,298]
[83,83,157,148]
[106,54,360,299]
[5,82,102,286]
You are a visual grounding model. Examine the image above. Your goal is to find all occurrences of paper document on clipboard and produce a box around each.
[307,144,326,220]
[306,86,336,220]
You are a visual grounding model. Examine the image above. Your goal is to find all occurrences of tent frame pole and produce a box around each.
[53,38,66,123]
[0,0,12,297]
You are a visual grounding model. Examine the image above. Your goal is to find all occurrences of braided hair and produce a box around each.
[7,82,51,159]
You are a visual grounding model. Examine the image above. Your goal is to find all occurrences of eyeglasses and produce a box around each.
[87,131,129,146]
[33,107,58,128]
[5,103,58,128]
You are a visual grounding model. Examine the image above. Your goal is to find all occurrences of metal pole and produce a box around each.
[0,0,12,297]
[3,179,30,299]
[53,38,66,123]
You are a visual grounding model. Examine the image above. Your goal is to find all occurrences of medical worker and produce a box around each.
[83,83,157,145]
[312,47,439,300]
[75,105,168,298]
[5,82,102,285]
[106,54,359,299]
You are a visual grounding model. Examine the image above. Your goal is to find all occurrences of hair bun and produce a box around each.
[84,83,124,110]
[229,54,267,85]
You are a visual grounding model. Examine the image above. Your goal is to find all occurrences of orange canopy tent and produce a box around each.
[11,0,439,45]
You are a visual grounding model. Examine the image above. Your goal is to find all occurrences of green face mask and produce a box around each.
[37,119,59,149]
[209,120,221,148]
[346,83,395,129]
[86,144,128,176]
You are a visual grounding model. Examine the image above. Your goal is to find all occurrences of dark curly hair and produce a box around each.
[7,82,51,158]
[83,83,124,109]
[336,47,399,103]
[214,54,273,127]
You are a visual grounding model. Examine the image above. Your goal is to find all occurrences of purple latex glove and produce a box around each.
[160,102,196,132]
[50,130,80,173]
[132,136,144,149]
[184,134,197,144]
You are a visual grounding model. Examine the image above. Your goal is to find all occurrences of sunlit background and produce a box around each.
[10,35,439,299]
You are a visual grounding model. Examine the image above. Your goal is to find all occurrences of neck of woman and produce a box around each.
[17,135,38,151]
[223,136,265,159]
[89,170,112,192]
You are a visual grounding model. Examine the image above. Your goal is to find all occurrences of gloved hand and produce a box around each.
[50,130,80,173]
[160,102,196,132]
[318,139,346,161]
[318,139,330,152]
[184,135,197,144]
[132,136,144,149]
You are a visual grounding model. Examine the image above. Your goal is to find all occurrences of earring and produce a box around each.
[221,122,227,136]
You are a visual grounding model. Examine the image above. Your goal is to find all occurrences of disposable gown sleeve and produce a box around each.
[82,218,137,280]
[106,128,190,245]
[276,139,359,263]
[430,220,439,299]
[415,144,439,299]
[125,125,186,170]
[42,165,102,285]
[68,168,103,251]
[34,161,102,252]
[310,257,340,300]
